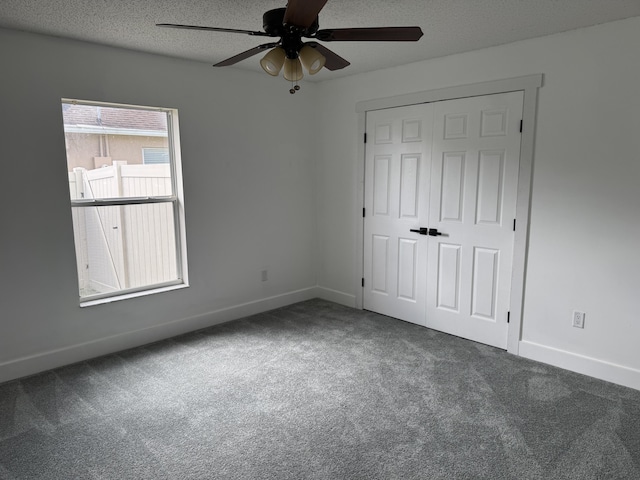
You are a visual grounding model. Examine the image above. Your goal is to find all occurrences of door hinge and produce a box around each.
[513,218,516,231]
[362,278,365,287]
[364,132,367,143]
[363,207,365,218]
[507,311,511,323]
[519,120,523,133]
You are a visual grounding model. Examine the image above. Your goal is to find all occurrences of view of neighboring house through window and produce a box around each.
[62,100,187,302]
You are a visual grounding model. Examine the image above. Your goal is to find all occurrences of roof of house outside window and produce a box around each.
[62,104,167,132]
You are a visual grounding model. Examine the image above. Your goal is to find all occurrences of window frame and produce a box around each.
[63,98,189,305]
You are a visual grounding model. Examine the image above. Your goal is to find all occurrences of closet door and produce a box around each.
[363,91,523,349]
[363,104,433,325]
[425,91,523,348]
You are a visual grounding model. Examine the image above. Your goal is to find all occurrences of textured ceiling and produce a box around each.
[1,0,640,82]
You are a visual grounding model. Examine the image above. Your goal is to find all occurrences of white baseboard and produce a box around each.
[315,286,357,308]
[0,287,318,384]
[519,340,640,391]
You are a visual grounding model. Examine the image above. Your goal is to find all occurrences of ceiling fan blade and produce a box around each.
[283,0,329,29]
[213,43,279,67]
[315,27,423,42]
[306,42,350,71]
[157,23,271,37]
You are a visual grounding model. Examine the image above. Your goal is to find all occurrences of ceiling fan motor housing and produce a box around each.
[263,8,319,35]
[263,8,319,58]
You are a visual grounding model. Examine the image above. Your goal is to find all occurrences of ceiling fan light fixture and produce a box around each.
[260,47,286,76]
[299,45,326,75]
[283,57,304,81]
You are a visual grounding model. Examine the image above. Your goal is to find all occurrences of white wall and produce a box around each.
[315,17,640,389]
[0,28,319,382]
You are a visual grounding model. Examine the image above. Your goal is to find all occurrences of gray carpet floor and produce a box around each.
[1,299,639,479]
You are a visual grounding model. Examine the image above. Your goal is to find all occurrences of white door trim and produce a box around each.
[354,74,543,355]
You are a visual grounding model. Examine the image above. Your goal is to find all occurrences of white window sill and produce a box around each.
[80,283,189,308]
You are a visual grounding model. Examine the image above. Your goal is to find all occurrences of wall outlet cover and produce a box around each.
[573,311,585,328]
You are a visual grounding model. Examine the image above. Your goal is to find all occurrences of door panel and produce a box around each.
[476,150,505,225]
[471,247,499,320]
[371,235,390,294]
[399,155,420,218]
[373,156,391,215]
[397,238,418,300]
[440,152,466,222]
[426,91,523,348]
[363,104,433,325]
[436,242,461,312]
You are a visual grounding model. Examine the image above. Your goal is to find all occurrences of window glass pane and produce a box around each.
[142,147,170,165]
[71,203,178,299]
[62,103,172,199]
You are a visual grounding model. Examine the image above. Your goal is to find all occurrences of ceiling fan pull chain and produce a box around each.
[295,61,301,92]
[290,61,301,93]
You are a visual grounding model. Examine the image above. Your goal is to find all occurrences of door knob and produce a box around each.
[410,227,444,236]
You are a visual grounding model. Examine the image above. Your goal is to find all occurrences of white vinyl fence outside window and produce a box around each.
[62,100,188,304]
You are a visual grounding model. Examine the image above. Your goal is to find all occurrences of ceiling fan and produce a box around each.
[157,0,423,93]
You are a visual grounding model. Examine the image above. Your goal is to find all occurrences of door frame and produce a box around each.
[355,74,543,355]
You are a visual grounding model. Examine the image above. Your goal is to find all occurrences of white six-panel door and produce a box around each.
[363,92,524,348]
[363,104,433,325]
[425,92,523,348]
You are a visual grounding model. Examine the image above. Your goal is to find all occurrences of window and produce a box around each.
[62,99,188,303]
[142,147,170,165]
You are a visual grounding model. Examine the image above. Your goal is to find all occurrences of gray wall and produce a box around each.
[0,28,319,381]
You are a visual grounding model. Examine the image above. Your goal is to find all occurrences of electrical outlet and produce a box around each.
[261,269,268,282]
[572,311,585,329]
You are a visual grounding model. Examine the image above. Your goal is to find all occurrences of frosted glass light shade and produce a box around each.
[260,47,286,76]
[283,57,304,81]
[299,45,326,75]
